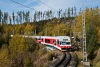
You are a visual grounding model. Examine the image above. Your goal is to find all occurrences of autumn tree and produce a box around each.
[68,8,70,18]
[34,11,37,22]
[0,44,11,66]
[37,11,41,21]
[74,6,76,16]
[17,11,23,24]
[3,12,8,24]
[9,16,12,24]
[76,7,100,60]
[22,11,26,22]
[58,9,62,18]
[24,23,34,35]
[25,11,30,23]
[12,11,15,24]
[71,7,74,17]
[9,35,28,59]
[87,22,99,60]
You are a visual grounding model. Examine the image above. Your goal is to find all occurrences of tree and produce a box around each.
[26,38,39,52]
[87,23,99,60]
[49,10,52,19]
[37,11,41,21]
[22,11,25,22]
[0,44,11,66]
[58,9,62,18]
[16,16,19,24]
[0,10,3,24]
[34,11,37,22]
[25,56,33,67]
[3,12,8,24]
[68,8,70,18]
[46,10,50,20]
[43,12,45,20]
[71,7,73,17]
[74,6,76,17]
[86,23,98,52]
[17,12,20,24]
[24,23,33,35]
[9,16,12,24]
[9,35,28,59]
[40,11,42,20]
[25,11,30,23]
[17,11,23,24]
[12,11,15,24]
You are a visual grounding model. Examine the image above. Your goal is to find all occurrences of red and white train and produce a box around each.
[11,35,72,51]
[36,36,72,51]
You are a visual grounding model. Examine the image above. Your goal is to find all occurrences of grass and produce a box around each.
[75,51,90,67]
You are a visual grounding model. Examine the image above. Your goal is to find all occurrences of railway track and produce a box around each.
[50,51,78,67]
[67,52,78,67]
[58,52,71,67]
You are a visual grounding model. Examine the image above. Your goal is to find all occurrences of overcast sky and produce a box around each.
[0,0,100,15]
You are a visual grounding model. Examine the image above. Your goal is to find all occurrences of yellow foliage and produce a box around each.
[76,8,100,39]
[0,44,12,66]
[97,28,100,44]
[76,14,82,32]
[93,48,100,67]
[24,23,34,35]
[94,61,100,67]
[9,35,28,58]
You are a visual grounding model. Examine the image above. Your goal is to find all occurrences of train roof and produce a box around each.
[56,36,70,41]
[36,36,70,41]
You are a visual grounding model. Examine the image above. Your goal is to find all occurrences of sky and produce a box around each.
[0,0,100,16]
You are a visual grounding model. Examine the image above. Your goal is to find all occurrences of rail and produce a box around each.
[67,52,78,67]
[50,52,78,67]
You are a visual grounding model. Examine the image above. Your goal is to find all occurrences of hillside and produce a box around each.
[0,7,100,67]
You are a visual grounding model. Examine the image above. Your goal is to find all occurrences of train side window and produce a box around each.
[60,41,61,45]
[53,40,54,43]
[53,40,56,45]
[42,38,43,41]
[57,40,59,44]
[45,39,50,43]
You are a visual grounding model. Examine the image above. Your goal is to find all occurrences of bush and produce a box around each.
[24,57,33,67]
[26,38,39,52]
[88,48,97,60]
[47,52,56,61]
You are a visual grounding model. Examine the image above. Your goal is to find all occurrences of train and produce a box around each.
[11,35,72,51]
[36,36,72,51]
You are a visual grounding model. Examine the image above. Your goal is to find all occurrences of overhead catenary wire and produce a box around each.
[10,0,38,11]
[37,0,57,11]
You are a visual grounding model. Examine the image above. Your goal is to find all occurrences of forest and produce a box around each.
[0,6,100,67]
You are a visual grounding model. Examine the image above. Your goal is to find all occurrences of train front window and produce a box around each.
[37,37,41,40]
[61,42,70,45]
[66,42,70,44]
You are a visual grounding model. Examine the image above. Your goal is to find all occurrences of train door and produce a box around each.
[54,39,58,46]
[57,40,59,46]
[54,40,56,45]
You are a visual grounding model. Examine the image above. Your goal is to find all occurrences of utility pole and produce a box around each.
[82,9,87,62]
[35,29,36,36]
[82,7,90,66]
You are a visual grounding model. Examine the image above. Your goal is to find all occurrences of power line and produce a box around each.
[37,0,57,11]
[10,0,38,11]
